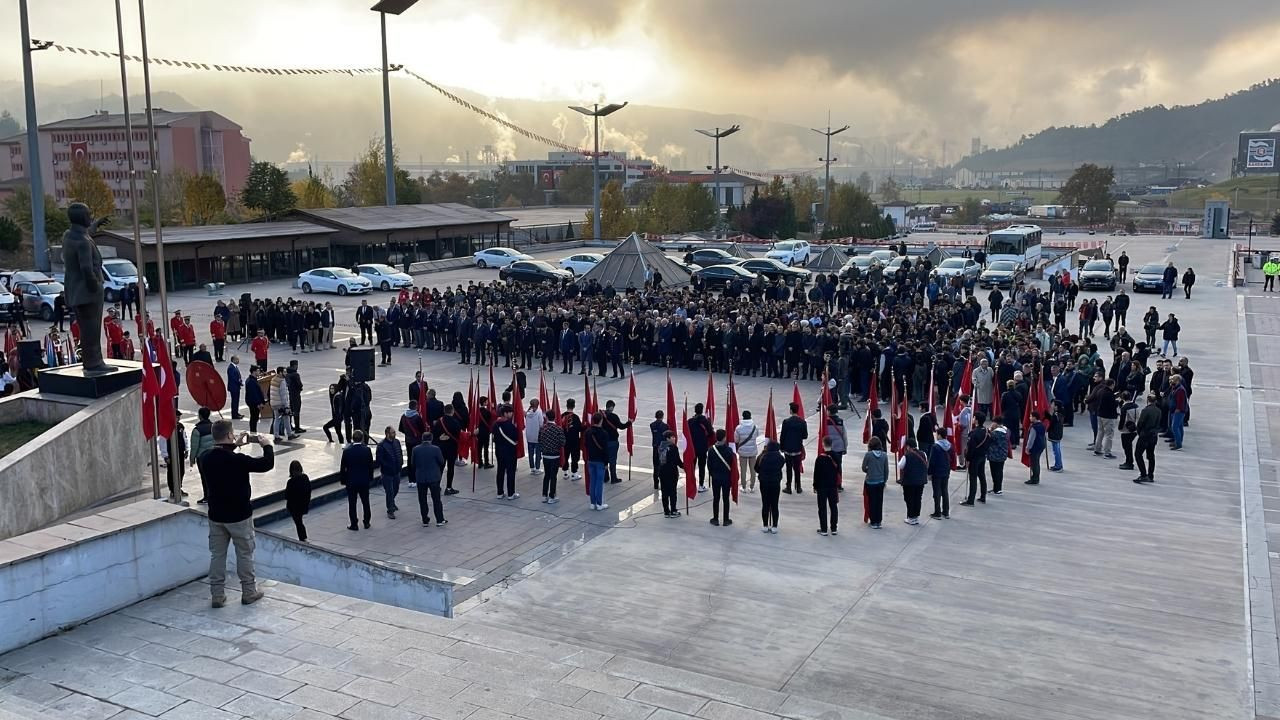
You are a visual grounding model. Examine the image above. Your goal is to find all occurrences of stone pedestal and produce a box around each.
[36,361,144,399]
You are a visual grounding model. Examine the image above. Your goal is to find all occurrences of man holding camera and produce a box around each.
[201,421,275,608]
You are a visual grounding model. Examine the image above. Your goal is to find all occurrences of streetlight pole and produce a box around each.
[371,1,419,206]
[812,122,849,230]
[19,0,51,271]
[569,102,628,240]
[695,125,740,240]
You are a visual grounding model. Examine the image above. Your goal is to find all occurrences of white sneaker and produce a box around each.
[770,527,779,534]
[508,492,520,500]
[548,498,559,504]
[408,482,417,489]
[496,493,505,499]
[590,504,598,510]
[698,485,707,493]
[541,497,549,504]
[761,527,771,533]
[599,503,608,510]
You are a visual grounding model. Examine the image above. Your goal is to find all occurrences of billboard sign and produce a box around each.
[1247,138,1276,169]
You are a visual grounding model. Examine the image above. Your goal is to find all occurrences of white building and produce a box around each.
[502,151,656,191]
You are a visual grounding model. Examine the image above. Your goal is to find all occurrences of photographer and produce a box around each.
[202,421,274,608]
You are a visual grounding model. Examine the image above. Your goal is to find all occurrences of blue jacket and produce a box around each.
[226,363,242,392]
[1026,421,1046,454]
[244,375,264,407]
[340,443,375,489]
[412,442,446,486]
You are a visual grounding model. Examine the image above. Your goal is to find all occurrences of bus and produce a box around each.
[985,224,1042,269]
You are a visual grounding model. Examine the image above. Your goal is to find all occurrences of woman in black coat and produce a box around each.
[285,460,312,541]
[1181,268,1196,299]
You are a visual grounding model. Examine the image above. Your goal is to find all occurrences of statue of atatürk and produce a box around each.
[61,203,113,373]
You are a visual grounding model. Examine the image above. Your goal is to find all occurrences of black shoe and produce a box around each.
[1133,476,1146,484]
[710,518,720,526]
[795,489,804,495]
[387,511,396,519]
[783,487,793,494]
[437,519,447,526]
[959,500,974,506]
[347,525,358,531]
[723,518,733,526]
[977,497,986,503]
[929,512,942,519]
[445,488,460,495]
[609,479,622,484]
[1118,463,1134,470]
[363,521,371,529]
[231,415,244,420]
[1024,480,1039,485]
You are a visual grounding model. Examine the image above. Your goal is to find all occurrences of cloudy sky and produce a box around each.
[4,0,1280,166]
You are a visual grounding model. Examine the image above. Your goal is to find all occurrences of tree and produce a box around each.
[240,161,297,219]
[138,168,191,227]
[183,173,226,225]
[733,190,796,239]
[855,171,873,193]
[493,170,540,206]
[292,172,336,209]
[877,176,901,203]
[961,197,983,224]
[680,183,716,231]
[2,184,69,240]
[0,110,19,137]
[422,171,470,204]
[556,166,595,205]
[826,182,879,235]
[597,180,634,239]
[343,138,416,207]
[1124,220,1137,235]
[66,159,115,219]
[1057,163,1116,224]
[790,176,819,231]
[0,216,21,253]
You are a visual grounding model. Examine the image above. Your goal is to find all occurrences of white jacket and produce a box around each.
[525,409,545,442]
[733,420,760,457]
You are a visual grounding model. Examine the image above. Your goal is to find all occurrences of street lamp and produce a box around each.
[371,0,418,206]
[812,123,849,230]
[569,102,628,241]
[695,125,740,239]
[19,1,53,271]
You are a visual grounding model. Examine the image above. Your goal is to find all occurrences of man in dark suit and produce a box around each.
[780,402,809,494]
[355,300,375,344]
[409,371,426,404]
[413,432,448,527]
[226,356,244,419]
[339,430,374,530]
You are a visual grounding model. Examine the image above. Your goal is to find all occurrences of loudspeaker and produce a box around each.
[347,346,375,382]
[17,339,43,369]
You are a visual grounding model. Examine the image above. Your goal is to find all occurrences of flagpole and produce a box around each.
[626,362,633,485]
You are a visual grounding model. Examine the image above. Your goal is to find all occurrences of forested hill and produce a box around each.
[958,79,1280,175]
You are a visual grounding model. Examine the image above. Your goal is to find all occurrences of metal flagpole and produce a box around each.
[114,0,161,501]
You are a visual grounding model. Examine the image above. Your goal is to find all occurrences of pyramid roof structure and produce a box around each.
[806,245,849,272]
[578,234,692,289]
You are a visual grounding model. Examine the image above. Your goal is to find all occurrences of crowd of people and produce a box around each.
[183,242,1207,612]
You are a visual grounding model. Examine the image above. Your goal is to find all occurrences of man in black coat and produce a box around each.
[780,402,809,494]
[201,420,274,607]
[340,430,374,530]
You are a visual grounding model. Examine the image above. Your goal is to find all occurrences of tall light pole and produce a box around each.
[569,102,628,241]
[812,122,849,229]
[695,125,740,239]
[19,0,52,271]
[371,0,418,206]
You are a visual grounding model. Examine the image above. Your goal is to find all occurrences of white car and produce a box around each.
[0,287,14,321]
[298,267,372,296]
[765,239,811,266]
[356,263,413,291]
[558,253,604,275]
[473,247,532,268]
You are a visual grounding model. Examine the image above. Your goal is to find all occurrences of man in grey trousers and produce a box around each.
[200,420,275,607]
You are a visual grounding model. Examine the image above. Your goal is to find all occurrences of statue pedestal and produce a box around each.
[37,361,144,399]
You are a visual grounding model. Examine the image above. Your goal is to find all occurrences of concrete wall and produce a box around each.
[0,503,453,655]
[0,387,149,540]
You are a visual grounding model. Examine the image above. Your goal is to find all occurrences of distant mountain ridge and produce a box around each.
[958,79,1280,177]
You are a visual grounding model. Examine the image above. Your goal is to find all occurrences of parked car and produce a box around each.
[666,256,697,275]
[683,248,740,268]
[0,286,15,321]
[883,256,910,275]
[978,260,1024,289]
[1077,259,1117,290]
[473,247,532,268]
[499,260,572,284]
[932,257,982,284]
[298,267,372,295]
[10,277,64,320]
[839,255,883,281]
[733,258,811,285]
[101,258,147,302]
[558,253,604,275]
[868,249,896,265]
[355,263,413,291]
[693,264,757,289]
[1131,263,1165,293]
[765,239,811,266]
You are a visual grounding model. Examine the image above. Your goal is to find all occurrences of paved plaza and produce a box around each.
[3,234,1276,718]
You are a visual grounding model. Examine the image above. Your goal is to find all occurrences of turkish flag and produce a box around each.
[863,370,879,444]
[724,377,739,504]
[153,336,178,439]
[665,369,677,446]
[705,371,715,425]
[764,388,777,442]
[140,342,159,439]
[792,382,806,474]
[511,367,525,459]
[626,372,637,457]
[70,141,88,164]
[682,401,697,500]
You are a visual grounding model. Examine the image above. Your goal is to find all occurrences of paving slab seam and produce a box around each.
[1239,292,1280,718]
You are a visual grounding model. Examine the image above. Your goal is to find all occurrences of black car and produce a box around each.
[1077,259,1117,290]
[684,248,739,268]
[499,260,572,284]
[978,260,1025,289]
[733,258,811,285]
[693,264,757,289]
[1131,263,1165,293]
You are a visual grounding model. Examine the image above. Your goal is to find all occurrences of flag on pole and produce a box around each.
[626,371,637,457]
[792,382,806,474]
[550,380,561,421]
[44,335,58,367]
[818,372,831,458]
[488,363,498,407]
[590,379,599,417]
[958,355,974,399]
[511,367,525,459]
[418,358,427,415]
[682,400,697,500]
[863,370,879,443]
[459,373,475,460]
[538,369,549,414]
[888,375,901,454]
[948,388,966,470]
[140,341,160,439]
[725,375,740,504]
[926,367,936,423]
[705,371,716,425]
[666,369,677,445]
[764,388,777,441]
[896,383,910,458]
[153,337,178,439]
[991,376,1002,420]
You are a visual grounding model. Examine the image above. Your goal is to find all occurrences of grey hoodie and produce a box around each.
[862,450,888,485]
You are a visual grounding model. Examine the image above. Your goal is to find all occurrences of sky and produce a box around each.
[5,0,1280,167]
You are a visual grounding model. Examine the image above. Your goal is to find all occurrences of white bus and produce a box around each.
[985,224,1043,269]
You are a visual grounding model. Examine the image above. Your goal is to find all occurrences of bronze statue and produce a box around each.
[61,203,113,373]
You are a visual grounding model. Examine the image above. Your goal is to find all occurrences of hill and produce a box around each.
[959,79,1280,177]
[1166,176,1280,216]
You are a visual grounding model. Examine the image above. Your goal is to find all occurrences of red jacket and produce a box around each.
[250,335,270,360]
[120,338,135,360]
[170,315,184,337]
[103,317,124,343]
[209,319,226,341]
[179,323,196,346]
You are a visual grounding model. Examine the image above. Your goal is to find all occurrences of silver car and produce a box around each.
[932,257,982,283]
